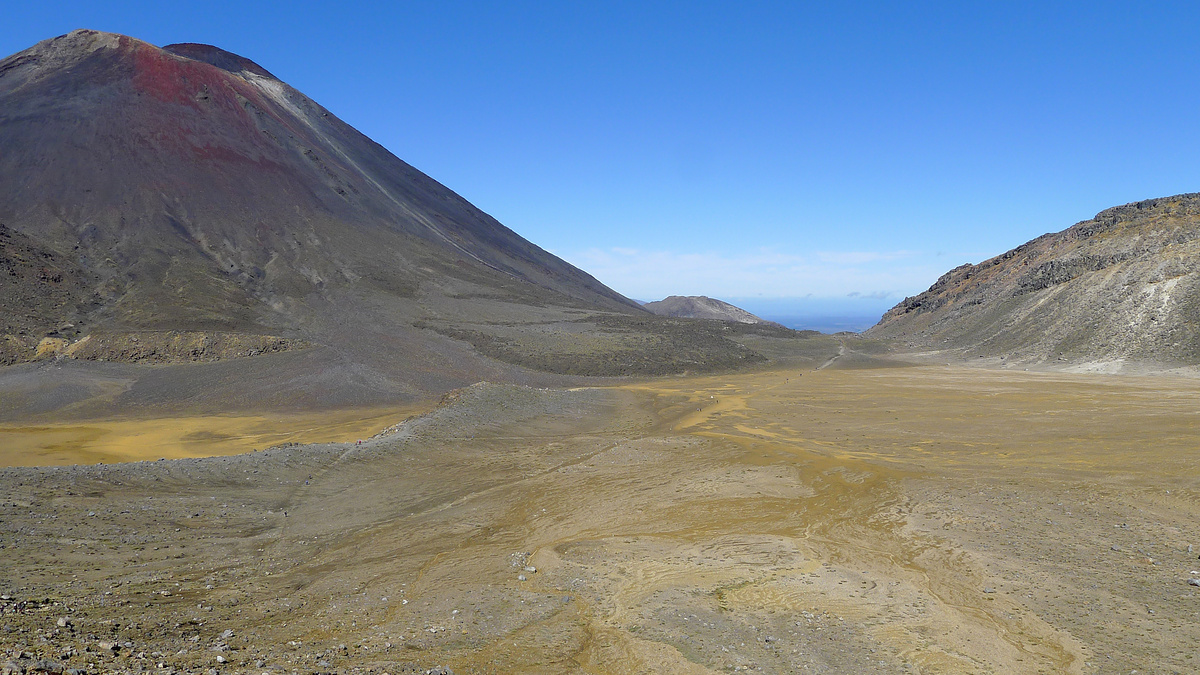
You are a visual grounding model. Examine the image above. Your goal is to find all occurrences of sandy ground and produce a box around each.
[0,406,430,467]
[2,365,1199,674]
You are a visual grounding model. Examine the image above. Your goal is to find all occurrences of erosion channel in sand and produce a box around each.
[2,365,1198,674]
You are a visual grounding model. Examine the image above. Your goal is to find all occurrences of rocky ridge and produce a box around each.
[868,193,1200,370]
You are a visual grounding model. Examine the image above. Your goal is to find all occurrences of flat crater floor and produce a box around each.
[0,406,430,467]
[2,365,1199,674]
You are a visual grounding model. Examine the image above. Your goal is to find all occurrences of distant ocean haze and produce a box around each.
[725,297,892,333]
[764,315,881,333]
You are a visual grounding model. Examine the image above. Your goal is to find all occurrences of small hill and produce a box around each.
[867,193,1200,369]
[644,296,778,325]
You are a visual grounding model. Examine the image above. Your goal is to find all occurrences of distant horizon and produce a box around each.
[634,294,892,334]
[758,313,883,334]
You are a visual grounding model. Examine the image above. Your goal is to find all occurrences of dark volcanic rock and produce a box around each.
[868,193,1200,369]
[0,222,100,345]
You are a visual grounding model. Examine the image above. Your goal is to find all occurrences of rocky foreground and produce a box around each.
[3,368,1200,674]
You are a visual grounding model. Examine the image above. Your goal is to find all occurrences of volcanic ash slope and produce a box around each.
[0,30,823,405]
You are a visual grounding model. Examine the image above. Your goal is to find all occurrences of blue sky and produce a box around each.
[6,2,1200,327]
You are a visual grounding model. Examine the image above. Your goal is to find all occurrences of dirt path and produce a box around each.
[815,337,847,370]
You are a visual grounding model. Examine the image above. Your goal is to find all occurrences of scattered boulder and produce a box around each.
[30,659,66,674]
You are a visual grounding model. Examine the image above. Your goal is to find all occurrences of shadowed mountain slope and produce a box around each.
[0,30,826,412]
[868,193,1200,369]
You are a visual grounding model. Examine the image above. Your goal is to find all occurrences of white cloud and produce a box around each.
[562,246,945,301]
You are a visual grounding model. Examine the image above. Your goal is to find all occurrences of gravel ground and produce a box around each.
[3,369,1199,673]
